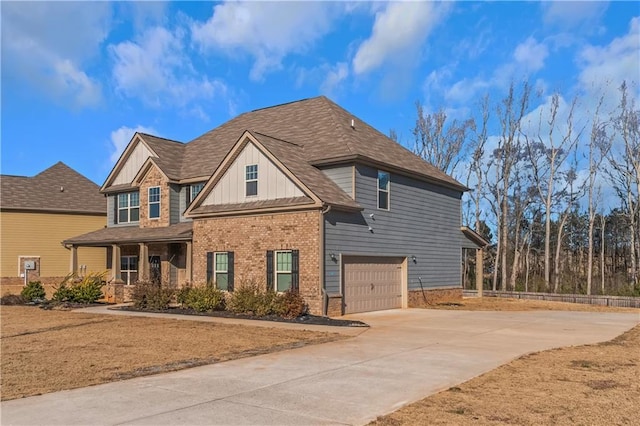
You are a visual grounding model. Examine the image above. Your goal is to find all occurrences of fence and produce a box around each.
[462,290,640,308]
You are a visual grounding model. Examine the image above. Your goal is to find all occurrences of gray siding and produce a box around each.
[179,185,192,222]
[320,165,353,198]
[324,164,463,294]
[107,195,115,226]
[169,184,180,224]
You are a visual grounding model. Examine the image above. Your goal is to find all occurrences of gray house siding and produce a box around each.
[179,185,192,222]
[106,194,137,228]
[320,165,354,198]
[324,163,463,294]
[169,184,180,224]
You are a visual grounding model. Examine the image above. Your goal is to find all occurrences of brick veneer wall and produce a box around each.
[1,276,65,299]
[192,210,322,315]
[139,165,170,228]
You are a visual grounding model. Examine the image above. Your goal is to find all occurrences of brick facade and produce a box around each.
[407,288,462,307]
[138,165,170,228]
[192,210,322,314]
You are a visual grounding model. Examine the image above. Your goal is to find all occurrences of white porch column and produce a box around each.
[185,241,193,284]
[69,245,78,275]
[111,244,123,283]
[476,248,483,298]
[139,243,149,282]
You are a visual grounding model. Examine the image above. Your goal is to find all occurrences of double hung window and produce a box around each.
[118,192,140,223]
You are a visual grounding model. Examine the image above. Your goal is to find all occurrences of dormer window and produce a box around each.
[148,187,161,219]
[117,192,140,223]
[245,164,258,197]
[378,171,390,210]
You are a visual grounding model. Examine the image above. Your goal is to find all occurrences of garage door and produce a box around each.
[343,256,404,314]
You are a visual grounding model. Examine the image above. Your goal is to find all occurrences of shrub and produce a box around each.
[273,290,308,319]
[182,284,226,312]
[0,294,25,305]
[21,281,46,302]
[227,282,262,314]
[131,281,175,310]
[52,272,106,304]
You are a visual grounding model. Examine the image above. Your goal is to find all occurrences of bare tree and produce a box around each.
[413,101,475,177]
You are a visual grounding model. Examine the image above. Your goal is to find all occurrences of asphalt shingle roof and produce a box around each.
[1,162,106,214]
[63,222,192,245]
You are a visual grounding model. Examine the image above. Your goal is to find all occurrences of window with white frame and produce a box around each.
[214,252,229,290]
[148,187,160,219]
[275,250,292,292]
[120,256,138,285]
[377,171,390,210]
[118,192,140,223]
[245,164,258,197]
[189,182,204,203]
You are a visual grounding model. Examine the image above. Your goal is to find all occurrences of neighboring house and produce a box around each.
[0,162,107,296]
[65,96,483,315]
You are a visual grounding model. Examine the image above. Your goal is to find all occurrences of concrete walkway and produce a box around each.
[2,309,638,425]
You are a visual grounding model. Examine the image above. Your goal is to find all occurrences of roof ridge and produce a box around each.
[138,133,184,145]
[320,97,357,156]
[250,96,325,113]
[252,131,304,147]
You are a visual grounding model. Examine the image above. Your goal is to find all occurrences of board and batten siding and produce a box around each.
[324,164,463,294]
[112,142,154,186]
[320,165,354,198]
[0,211,107,277]
[178,185,191,222]
[202,142,304,206]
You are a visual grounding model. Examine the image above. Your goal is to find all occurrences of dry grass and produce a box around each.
[0,306,344,400]
[371,324,640,426]
[428,296,639,312]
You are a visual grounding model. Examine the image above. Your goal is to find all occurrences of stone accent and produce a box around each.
[139,165,170,228]
[326,294,343,317]
[408,287,462,307]
[192,210,322,315]
[103,283,125,303]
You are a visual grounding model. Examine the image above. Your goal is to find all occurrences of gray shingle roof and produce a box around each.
[63,222,192,245]
[1,162,106,214]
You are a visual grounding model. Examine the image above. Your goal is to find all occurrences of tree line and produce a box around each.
[400,80,639,296]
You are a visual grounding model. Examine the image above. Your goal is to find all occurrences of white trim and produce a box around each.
[18,255,40,276]
[377,170,390,211]
[274,250,293,293]
[189,182,205,203]
[213,252,229,291]
[121,255,138,286]
[148,186,161,220]
[117,192,140,224]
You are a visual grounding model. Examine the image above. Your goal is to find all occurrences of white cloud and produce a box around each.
[191,2,341,81]
[110,26,228,114]
[352,2,451,75]
[514,37,549,73]
[109,125,157,164]
[577,16,640,107]
[320,62,349,97]
[542,1,608,29]
[1,2,110,107]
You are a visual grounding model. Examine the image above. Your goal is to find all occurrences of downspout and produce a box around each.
[320,204,332,316]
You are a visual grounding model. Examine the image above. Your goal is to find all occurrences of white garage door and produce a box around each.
[343,256,404,314]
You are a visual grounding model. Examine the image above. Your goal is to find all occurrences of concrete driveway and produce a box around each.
[2,309,638,425]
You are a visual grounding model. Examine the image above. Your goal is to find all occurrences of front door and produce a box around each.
[149,256,161,284]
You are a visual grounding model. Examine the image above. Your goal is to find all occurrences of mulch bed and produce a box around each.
[115,306,369,327]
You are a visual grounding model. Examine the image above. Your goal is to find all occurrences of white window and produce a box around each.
[377,171,390,210]
[190,182,204,203]
[121,256,138,285]
[118,192,140,223]
[148,187,160,219]
[275,250,292,292]
[245,164,258,197]
[214,252,229,291]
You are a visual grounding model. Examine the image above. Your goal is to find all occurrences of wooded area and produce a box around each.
[405,80,639,296]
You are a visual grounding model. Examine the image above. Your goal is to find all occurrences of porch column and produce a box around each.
[185,241,192,284]
[139,243,149,282]
[111,244,123,283]
[476,247,483,297]
[69,245,78,274]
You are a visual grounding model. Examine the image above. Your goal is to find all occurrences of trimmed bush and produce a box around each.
[52,272,106,304]
[274,290,308,319]
[132,281,175,310]
[227,282,262,314]
[21,281,46,302]
[227,282,307,318]
[0,294,25,305]
[181,284,226,312]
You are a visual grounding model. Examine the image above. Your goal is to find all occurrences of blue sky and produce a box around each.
[2,1,638,186]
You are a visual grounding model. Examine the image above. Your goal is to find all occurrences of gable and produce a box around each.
[201,141,304,206]
[110,139,155,187]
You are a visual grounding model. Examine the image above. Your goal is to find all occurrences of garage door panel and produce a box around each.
[343,256,403,314]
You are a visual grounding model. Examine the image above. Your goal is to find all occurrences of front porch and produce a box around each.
[64,223,193,302]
